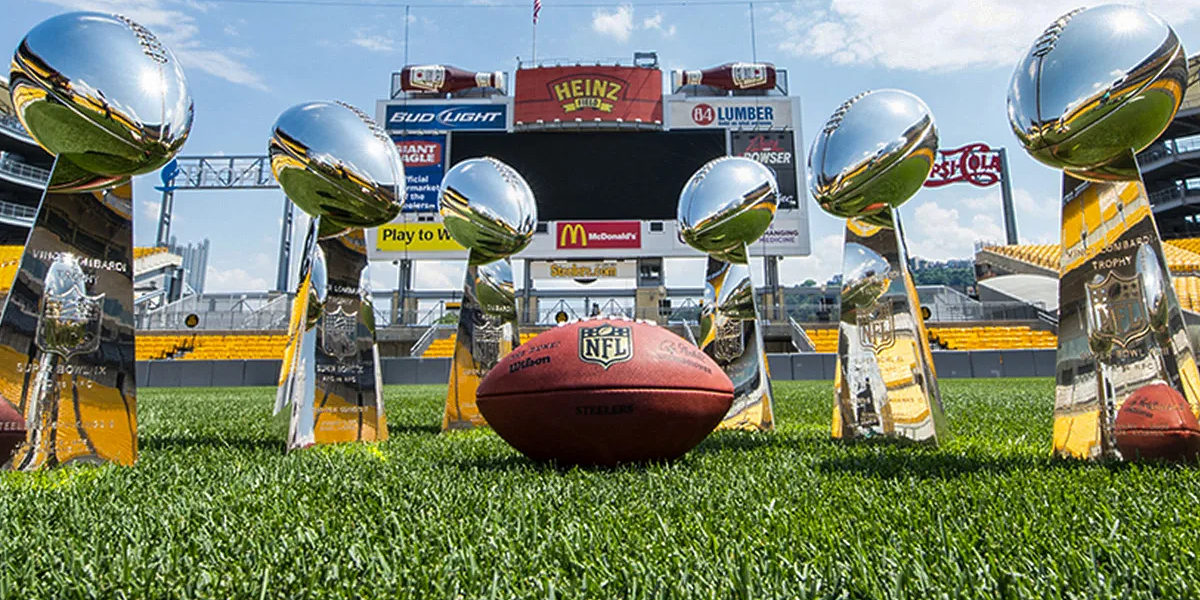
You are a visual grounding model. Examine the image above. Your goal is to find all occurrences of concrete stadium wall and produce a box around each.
[139,349,1057,387]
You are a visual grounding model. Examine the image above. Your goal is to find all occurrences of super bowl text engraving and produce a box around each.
[30,249,127,273]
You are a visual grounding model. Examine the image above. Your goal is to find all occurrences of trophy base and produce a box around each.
[699,251,774,432]
[276,221,386,451]
[442,254,520,431]
[0,158,137,470]
[833,212,945,444]
[1053,164,1200,460]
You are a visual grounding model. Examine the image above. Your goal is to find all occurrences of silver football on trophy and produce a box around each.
[439,157,537,265]
[270,101,405,230]
[1008,5,1187,181]
[677,157,778,262]
[9,12,193,190]
[809,90,938,221]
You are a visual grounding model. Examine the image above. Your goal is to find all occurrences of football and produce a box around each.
[476,318,734,466]
[1007,5,1187,180]
[0,400,23,464]
[1113,383,1200,461]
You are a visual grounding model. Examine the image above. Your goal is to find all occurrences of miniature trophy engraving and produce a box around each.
[1008,5,1200,460]
[677,157,779,431]
[809,89,947,444]
[439,158,536,431]
[269,101,404,451]
[1,12,193,469]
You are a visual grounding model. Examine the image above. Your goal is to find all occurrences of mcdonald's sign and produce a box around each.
[555,221,641,249]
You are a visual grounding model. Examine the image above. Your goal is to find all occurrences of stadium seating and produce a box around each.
[1174,276,1200,311]
[132,246,168,260]
[806,324,1056,351]
[983,243,1060,272]
[136,333,288,360]
[0,245,19,293]
[928,325,1057,350]
[1166,237,1200,256]
[423,332,539,358]
[805,328,838,353]
[983,241,1200,275]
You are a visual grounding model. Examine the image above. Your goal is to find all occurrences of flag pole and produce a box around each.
[531,0,541,65]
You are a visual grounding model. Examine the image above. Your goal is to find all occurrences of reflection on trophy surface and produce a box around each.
[439,157,536,431]
[269,101,403,451]
[1008,5,1200,460]
[809,89,946,444]
[1,12,193,469]
[677,156,778,431]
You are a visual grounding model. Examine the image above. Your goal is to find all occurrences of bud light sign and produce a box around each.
[393,134,446,212]
[384,103,507,131]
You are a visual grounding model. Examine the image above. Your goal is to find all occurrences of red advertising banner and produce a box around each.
[515,66,663,125]
[925,143,1004,188]
[556,221,641,249]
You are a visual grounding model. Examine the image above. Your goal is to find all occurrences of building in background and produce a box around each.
[1142,54,1200,239]
[0,75,51,243]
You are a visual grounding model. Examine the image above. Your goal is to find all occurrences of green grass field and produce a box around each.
[2,380,1200,599]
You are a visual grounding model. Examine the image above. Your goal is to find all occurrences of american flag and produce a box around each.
[533,0,541,24]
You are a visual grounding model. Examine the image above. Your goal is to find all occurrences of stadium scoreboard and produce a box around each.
[372,64,808,261]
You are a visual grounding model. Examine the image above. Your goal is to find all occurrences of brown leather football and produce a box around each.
[0,400,24,465]
[476,318,734,466]
[1114,383,1200,461]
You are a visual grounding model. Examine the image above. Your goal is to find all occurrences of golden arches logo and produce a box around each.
[560,223,588,247]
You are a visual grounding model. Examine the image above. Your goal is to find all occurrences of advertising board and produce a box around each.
[392,134,445,212]
[383,102,508,132]
[514,66,663,125]
[667,97,793,129]
[730,131,799,210]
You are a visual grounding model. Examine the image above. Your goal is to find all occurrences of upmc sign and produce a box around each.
[556,221,641,249]
[515,66,663,124]
[384,103,507,131]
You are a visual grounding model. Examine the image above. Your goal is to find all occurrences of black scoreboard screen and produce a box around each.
[449,130,727,221]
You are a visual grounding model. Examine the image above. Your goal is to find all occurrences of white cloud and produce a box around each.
[592,4,634,42]
[350,28,395,53]
[642,12,677,37]
[415,262,462,290]
[35,0,267,90]
[906,200,1005,261]
[781,233,843,285]
[771,0,1200,72]
[205,265,269,292]
[139,199,160,225]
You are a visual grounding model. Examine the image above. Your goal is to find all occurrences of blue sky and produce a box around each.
[6,0,1200,293]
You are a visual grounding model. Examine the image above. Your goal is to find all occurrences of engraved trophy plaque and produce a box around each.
[439,158,536,431]
[1,12,192,469]
[1008,5,1200,460]
[269,101,404,451]
[809,90,946,444]
[677,157,778,431]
